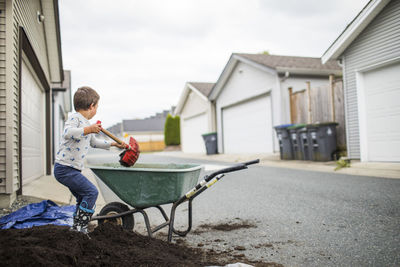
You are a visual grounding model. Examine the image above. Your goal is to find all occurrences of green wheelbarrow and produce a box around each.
[89,160,259,242]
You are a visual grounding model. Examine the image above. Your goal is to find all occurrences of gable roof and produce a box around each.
[174,82,215,115]
[237,53,341,73]
[188,82,214,97]
[209,53,341,100]
[322,0,391,63]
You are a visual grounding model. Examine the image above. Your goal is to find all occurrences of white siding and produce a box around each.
[342,0,400,159]
[2,0,50,193]
[180,90,212,153]
[216,62,278,153]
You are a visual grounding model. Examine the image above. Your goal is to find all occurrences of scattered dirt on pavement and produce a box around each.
[0,223,283,267]
[193,220,257,234]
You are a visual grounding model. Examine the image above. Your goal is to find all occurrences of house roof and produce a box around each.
[322,0,391,63]
[209,53,341,100]
[236,53,341,73]
[123,118,166,132]
[187,82,215,97]
[174,82,215,115]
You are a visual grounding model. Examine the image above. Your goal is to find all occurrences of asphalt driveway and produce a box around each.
[87,151,400,267]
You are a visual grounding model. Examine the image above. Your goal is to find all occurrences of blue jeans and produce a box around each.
[53,163,98,210]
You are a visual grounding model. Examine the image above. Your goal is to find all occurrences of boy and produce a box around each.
[54,86,126,234]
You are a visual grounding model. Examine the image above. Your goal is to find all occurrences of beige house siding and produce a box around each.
[1,0,50,194]
[180,91,209,120]
[0,0,6,193]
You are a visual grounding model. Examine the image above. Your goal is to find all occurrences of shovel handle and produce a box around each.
[96,121,128,148]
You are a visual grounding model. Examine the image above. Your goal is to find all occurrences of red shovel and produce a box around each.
[96,121,140,167]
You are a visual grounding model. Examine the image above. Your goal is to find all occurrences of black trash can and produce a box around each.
[307,122,338,161]
[274,124,294,160]
[202,132,218,155]
[299,126,312,160]
[288,124,307,160]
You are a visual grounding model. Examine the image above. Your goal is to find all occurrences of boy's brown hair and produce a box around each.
[73,86,100,111]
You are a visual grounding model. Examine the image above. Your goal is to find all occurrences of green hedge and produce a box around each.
[164,114,180,146]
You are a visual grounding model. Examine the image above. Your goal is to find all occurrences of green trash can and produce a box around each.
[307,122,338,161]
[288,124,307,160]
[274,124,295,160]
[202,132,218,155]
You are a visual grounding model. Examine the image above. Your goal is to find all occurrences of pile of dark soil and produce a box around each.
[0,223,282,267]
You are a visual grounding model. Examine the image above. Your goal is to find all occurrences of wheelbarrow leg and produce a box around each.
[155,205,169,222]
[135,209,153,238]
[168,199,193,242]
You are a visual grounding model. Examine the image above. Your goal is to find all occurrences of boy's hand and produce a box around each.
[111,141,127,149]
[84,123,102,135]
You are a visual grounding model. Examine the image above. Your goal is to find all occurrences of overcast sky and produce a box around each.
[59,0,370,128]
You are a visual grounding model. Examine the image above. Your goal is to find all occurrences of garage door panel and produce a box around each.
[182,113,207,153]
[21,61,45,183]
[363,62,400,162]
[222,95,273,153]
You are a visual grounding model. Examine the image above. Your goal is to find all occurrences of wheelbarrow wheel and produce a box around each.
[98,202,134,231]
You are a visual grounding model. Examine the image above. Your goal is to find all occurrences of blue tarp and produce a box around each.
[0,200,75,229]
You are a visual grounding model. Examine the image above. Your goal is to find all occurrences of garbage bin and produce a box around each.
[307,122,338,161]
[202,132,218,155]
[288,124,307,160]
[274,124,294,160]
[298,126,312,160]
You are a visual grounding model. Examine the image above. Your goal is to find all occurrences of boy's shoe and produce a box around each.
[70,203,94,234]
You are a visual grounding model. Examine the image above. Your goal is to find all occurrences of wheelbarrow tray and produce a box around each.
[89,163,203,208]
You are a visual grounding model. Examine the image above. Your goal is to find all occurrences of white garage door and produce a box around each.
[21,60,45,184]
[363,62,400,162]
[182,113,207,153]
[222,95,273,153]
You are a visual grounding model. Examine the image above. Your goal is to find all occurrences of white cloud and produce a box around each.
[59,0,369,127]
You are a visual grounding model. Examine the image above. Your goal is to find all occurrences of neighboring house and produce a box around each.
[0,0,64,207]
[208,53,341,154]
[322,0,400,162]
[175,82,215,153]
[52,70,72,164]
[107,122,122,137]
[108,110,171,152]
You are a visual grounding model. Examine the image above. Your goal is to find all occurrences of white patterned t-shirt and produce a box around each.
[55,112,110,170]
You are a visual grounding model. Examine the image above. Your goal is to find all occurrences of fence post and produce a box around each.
[329,74,336,122]
[288,87,293,123]
[306,81,312,123]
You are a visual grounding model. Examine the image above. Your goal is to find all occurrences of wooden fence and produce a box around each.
[289,75,346,148]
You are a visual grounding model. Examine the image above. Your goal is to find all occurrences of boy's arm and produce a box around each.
[90,135,111,150]
[63,117,85,140]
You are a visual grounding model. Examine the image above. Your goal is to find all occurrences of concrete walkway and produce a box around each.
[21,152,400,212]
[23,169,106,215]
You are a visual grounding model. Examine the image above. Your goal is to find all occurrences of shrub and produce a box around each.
[164,114,180,145]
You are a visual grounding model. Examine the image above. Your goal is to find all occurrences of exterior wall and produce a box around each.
[1,0,50,196]
[180,90,213,132]
[280,76,333,123]
[215,61,279,153]
[0,1,6,193]
[342,0,400,159]
[180,91,209,121]
[52,92,66,161]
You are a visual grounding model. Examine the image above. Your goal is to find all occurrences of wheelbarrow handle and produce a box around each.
[243,159,260,166]
[180,159,260,203]
[205,159,260,182]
